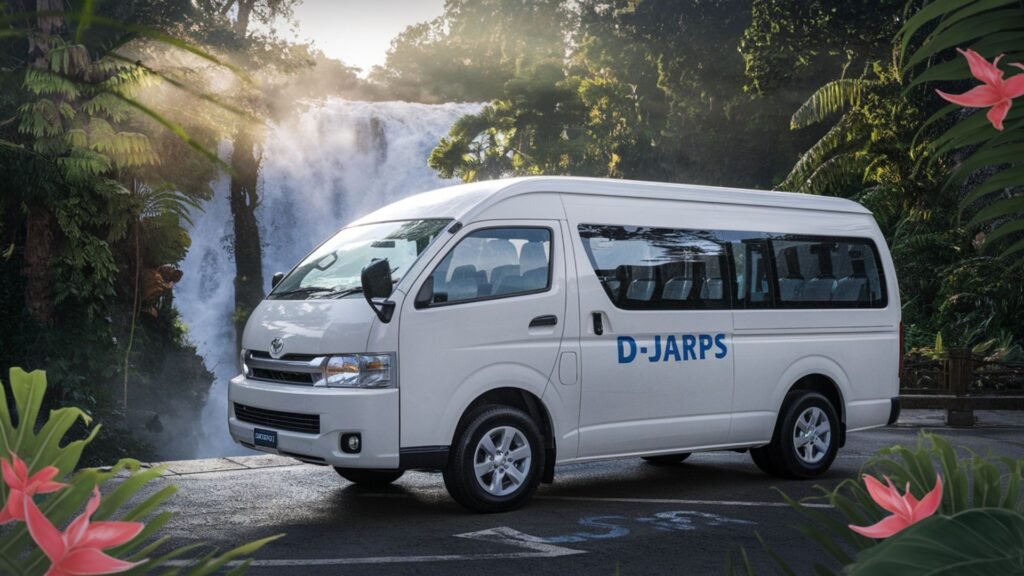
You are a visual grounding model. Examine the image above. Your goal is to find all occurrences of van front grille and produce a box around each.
[245,350,323,386]
[234,403,320,434]
[250,368,316,384]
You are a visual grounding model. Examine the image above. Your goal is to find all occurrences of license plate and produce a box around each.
[254,428,277,448]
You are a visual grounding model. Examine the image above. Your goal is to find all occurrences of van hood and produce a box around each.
[242,297,376,356]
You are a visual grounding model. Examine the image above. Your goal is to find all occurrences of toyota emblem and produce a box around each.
[269,337,284,358]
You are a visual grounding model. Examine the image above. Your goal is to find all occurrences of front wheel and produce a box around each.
[334,467,404,486]
[443,405,544,513]
[752,391,839,479]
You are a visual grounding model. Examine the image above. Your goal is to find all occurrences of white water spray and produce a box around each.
[177,99,482,458]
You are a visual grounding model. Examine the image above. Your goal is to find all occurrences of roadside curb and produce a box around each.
[894,409,1024,429]
[142,454,302,476]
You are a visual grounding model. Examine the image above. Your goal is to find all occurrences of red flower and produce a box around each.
[0,452,66,524]
[937,48,1024,131]
[849,474,943,539]
[25,486,145,576]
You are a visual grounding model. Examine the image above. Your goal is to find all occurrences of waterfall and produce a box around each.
[176,99,482,458]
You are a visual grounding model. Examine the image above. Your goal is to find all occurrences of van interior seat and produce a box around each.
[520,242,548,273]
[493,274,528,295]
[451,264,478,281]
[803,277,836,301]
[490,264,520,289]
[662,277,693,301]
[701,278,724,300]
[447,277,479,301]
[833,276,867,302]
[778,277,805,301]
[627,279,656,301]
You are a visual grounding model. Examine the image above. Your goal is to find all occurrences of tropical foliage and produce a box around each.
[0,367,278,575]
[726,432,1024,575]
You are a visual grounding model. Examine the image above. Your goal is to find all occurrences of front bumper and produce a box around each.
[228,375,400,468]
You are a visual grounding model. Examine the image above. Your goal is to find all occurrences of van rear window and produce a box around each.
[770,237,886,308]
[577,225,887,310]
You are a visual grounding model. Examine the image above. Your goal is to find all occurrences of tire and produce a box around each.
[334,468,404,486]
[749,445,780,475]
[752,391,839,479]
[642,453,691,465]
[443,405,545,513]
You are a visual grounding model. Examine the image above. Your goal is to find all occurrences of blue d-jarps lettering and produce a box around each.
[617,334,729,364]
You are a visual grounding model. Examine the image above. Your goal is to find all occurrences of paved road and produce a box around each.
[150,426,1024,575]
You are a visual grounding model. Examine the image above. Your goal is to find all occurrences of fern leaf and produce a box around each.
[791,79,879,129]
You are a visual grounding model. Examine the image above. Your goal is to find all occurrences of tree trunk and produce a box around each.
[20,0,64,325]
[23,203,54,324]
[229,125,264,349]
[233,0,255,36]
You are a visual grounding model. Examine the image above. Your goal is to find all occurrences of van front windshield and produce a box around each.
[269,219,451,300]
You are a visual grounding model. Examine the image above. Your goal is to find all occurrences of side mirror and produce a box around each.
[361,259,395,323]
[414,276,434,308]
[271,272,284,289]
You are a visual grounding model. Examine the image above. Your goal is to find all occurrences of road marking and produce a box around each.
[167,527,584,567]
[535,495,832,508]
[358,492,833,508]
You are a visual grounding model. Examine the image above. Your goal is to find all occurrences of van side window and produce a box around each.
[577,224,731,310]
[770,237,885,308]
[425,227,552,305]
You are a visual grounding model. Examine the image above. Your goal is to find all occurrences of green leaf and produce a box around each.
[946,142,1024,191]
[790,79,880,129]
[897,0,1017,63]
[959,165,1024,210]
[904,12,1024,69]
[847,509,1024,576]
[966,196,1024,229]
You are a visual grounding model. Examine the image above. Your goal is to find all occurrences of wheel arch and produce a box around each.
[452,387,557,483]
[772,356,851,447]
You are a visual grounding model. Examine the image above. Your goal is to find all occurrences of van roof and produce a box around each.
[351,176,872,225]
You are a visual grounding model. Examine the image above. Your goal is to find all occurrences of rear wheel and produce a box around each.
[443,405,544,513]
[642,453,691,465]
[334,468,404,486]
[751,391,839,479]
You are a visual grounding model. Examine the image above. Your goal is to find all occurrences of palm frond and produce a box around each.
[780,117,855,190]
[790,79,881,129]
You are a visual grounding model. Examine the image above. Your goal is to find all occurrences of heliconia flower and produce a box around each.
[936,48,1024,131]
[0,452,67,524]
[25,486,145,576]
[849,474,943,539]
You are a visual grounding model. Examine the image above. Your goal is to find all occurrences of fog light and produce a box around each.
[341,433,361,454]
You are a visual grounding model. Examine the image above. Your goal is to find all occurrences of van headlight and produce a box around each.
[240,348,251,377]
[317,354,394,388]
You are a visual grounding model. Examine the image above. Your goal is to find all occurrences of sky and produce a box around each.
[285,0,447,74]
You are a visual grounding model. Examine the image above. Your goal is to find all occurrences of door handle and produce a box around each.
[529,315,558,328]
[592,312,603,335]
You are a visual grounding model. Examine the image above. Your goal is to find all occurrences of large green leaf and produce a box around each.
[904,11,1024,68]
[897,0,1018,62]
[0,369,280,575]
[966,196,1024,228]
[847,509,1024,576]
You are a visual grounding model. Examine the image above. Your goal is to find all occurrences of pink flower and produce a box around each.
[25,486,145,576]
[849,474,943,539]
[0,452,66,524]
[936,48,1024,131]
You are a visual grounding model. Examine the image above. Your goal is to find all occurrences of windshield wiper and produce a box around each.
[324,287,363,299]
[270,286,357,300]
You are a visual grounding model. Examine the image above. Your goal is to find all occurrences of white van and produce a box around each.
[229,176,901,512]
